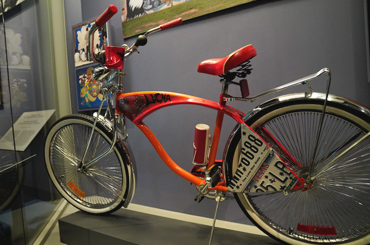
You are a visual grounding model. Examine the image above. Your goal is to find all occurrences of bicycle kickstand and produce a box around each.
[209,191,224,245]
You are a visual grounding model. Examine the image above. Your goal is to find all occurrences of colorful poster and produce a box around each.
[73,21,109,67]
[75,64,108,110]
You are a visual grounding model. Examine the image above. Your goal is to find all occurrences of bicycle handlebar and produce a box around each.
[160,18,183,31]
[90,5,183,67]
[123,17,183,58]
[95,5,118,28]
[143,18,183,37]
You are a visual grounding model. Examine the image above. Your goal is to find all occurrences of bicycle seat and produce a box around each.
[197,45,257,76]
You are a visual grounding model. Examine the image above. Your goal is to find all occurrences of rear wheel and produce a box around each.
[226,94,370,244]
[45,114,129,214]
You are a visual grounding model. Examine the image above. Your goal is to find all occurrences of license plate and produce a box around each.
[246,154,298,193]
[228,124,271,192]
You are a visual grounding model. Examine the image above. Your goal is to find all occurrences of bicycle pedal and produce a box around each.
[194,193,205,203]
[205,164,221,188]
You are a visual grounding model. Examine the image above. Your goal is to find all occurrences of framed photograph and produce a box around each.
[121,0,255,38]
[0,27,30,69]
[73,20,109,67]
[9,70,34,113]
[75,63,108,111]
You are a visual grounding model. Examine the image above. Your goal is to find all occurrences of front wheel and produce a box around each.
[225,93,370,244]
[45,114,131,214]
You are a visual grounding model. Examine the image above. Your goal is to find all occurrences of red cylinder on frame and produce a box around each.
[193,124,211,165]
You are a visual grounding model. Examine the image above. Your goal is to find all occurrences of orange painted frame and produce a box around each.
[116,91,246,190]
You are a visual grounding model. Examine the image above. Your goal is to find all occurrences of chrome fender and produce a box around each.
[222,92,370,184]
[118,138,137,208]
[97,115,137,208]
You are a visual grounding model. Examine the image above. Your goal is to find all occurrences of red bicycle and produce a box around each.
[45,5,370,244]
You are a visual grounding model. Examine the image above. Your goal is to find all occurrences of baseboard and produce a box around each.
[126,203,266,236]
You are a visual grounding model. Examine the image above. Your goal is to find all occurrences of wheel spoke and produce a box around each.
[313,132,370,180]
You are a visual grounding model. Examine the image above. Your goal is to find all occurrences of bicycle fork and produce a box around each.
[78,95,117,171]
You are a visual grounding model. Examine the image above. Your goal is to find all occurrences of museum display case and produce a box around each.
[0,1,64,244]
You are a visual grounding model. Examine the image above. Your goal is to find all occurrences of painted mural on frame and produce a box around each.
[121,0,255,38]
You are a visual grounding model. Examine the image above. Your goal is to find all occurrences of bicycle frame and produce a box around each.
[112,67,332,190]
[85,5,334,194]
[115,91,247,192]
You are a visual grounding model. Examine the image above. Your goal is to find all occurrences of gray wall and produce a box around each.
[65,0,370,226]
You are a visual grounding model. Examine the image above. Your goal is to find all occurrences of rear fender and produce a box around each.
[222,92,370,185]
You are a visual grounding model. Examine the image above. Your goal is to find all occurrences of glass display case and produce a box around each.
[0,0,62,244]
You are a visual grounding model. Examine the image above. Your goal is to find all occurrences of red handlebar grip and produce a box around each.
[160,18,183,30]
[95,5,118,28]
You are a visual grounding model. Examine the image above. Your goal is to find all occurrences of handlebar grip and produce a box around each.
[160,18,183,30]
[95,5,118,28]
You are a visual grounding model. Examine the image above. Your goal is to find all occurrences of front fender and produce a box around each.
[118,138,137,208]
[95,114,137,208]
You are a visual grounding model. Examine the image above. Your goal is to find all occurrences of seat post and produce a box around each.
[221,79,229,95]
[206,80,229,169]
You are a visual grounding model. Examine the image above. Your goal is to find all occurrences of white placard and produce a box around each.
[0,110,55,151]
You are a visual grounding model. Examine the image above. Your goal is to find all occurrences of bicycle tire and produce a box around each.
[225,93,370,244]
[45,114,130,214]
